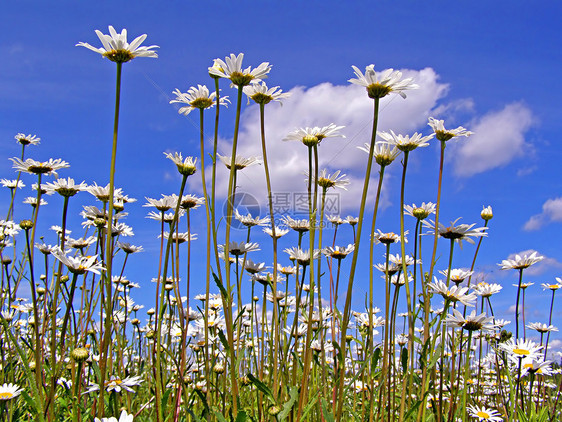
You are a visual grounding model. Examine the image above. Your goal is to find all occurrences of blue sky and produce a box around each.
[2,1,562,354]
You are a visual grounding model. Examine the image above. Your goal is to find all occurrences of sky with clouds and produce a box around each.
[2,1,562,355]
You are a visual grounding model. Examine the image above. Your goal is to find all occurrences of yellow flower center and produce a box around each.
[366,83,392,99]
[0,392,14,400]
[512,348,530,356]
[476,411,490,418]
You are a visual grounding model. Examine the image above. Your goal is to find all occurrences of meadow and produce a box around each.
[0,26,560,422]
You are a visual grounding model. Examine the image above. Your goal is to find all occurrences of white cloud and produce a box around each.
[524,197,562,231]
[199,67,449,216]
[453,102,534,177]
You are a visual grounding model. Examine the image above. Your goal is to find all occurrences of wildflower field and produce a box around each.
[1,25,561,422]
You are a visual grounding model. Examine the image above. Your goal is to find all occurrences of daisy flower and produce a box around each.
[542,279,562,291]
[178,194,205,210]
[526,322,558,334]
[170,85,229,115]
[322,244,354,260]
[44,178,88,197]
[52,247,104,275]
[440,268,474,284]
[282,216,310,233]
[358,141,401,167]
[284,124,345,147]
[498,251,544,270]
[284,247,320,266]
[500,338,543,363]
[377,130,434,152]
[473,282,502,298]
[15,133,40,146]
[234,210,270,227]
[0,179,25,189]
[208,53,271,86]
[423,217,487,247]
[445,309,495,332]
[428,279,477,307]
[10,157,69,177]
[243,81,291,105]
[310,169,349,190]
[221,241,260,256]
[77,26,158,62]
[466,404,503,421]
[0,383,22,400]
[428,117,473,142]
[263,225,290,239]
[164,152,197,176]
[481,205,493,221]
[349,65,419,99]
[218,154,261,170]
[404,202,436,220]
[94,410,134,422]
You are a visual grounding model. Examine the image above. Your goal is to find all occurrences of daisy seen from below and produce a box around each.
[377,130,434,152]
[284,124,345,147]
[15,133,40,146]
[94,410,134,422]
[10,158,69,177]
[170,84,229,115]
[0,383,22,400]
[218,154,261,170]
[349,65,419,99]
[467,404,503,422]
[445,308,495,332]
[311,169,350,190]
[404,202,436,220]
[428,117,473,142]
[77,25,158,63]
[498,251,544,270]
[44,178,88,197]
[243,81,291,105]
[358,141,401,167]
[52,247,104,275]
[423,217,488,247]
[164,152,197,176]
[208,53,271,86]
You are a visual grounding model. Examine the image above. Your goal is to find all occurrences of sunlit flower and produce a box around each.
[0,179,25,189]
[344,216,358,226]
[77,26,158,62]
[282,216,310,233]
[498,251,544,270]
[86,375,142,394]
[349,65,419,99]
[466,404,503,421]
[481,205,493,221]
[178,194,205,210]
[160,232,197,244]
[310,169,349,190]
[52,247,104,275]
[284,124,345,147]
[428,279,477,306]
[0,383,22,400]
[208,53,271,86]
[221,241,260,256]
[473,282,502,298]
[117,241,144,254]
[521,357,553,377]
[94,410,134,422]
[67,236,97,250]
[170,85,229,115]
[44,178,88,197]
[428,117,473,142]
[500,338,543,363]
[284,247,320,266]
[358,141,401,167]
[322,244,354,260]
[423,217,487,247]
[243,82,291,105]
[439,268,474,284]
[14,133,40,146]
[446,309,495,332]
[542,278,562,290]
[244,259,266,274]
[377,130,434,152]
[526,322,558,334]
[164,152,197,176]
[404,202,436,220]
[10,157,69,177]
[263,226,289,239]
[218,154,261,170]
[234,210,270,227]
[373,230,406,245]
[87,183,123,202]
[23,197,48,207]
[143,195,177,212]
